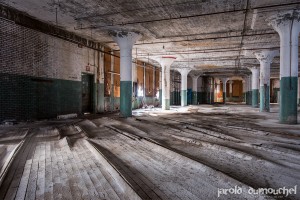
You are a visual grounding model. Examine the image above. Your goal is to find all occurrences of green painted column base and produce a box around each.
[120,81,132,117]
[280,77,298,124]
[223,92,226,104]
[181,90,187,106]
[192,91,198,105]
[252,89,259,108]
[260,85,270,112]
[159,89,162,106]
[162,99,170,110]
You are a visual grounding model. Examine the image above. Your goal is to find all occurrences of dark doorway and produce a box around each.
[187,89,192,105]
[82,74,93,113]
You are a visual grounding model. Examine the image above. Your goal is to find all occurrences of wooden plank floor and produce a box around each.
[0,126,138,200]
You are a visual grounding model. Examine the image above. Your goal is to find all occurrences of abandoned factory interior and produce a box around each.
[0,0,300,199]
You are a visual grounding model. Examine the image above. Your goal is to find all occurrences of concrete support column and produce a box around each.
[269,10,300,124]
[191,75,199,105]
[254,50,278,112]
[159,56,176,110]
[244,76,251,105]
[159,70,162,106]
[248,67,260,108]
[110,31,141,117]
[220,78,228,104]
[176,68,192,106]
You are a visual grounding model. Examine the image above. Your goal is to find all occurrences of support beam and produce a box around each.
[248,67,260,108]
[243,75,251,105]
[110,31,141,117]
[175,68,192,106]
[254,50,278,112]
[159,70,162,106]
[269,10,300,124]
[159,57,176,110]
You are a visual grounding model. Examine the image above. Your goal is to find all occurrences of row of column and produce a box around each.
[246,10,300,124]
[269,11,299,124]
[110,10,299,124]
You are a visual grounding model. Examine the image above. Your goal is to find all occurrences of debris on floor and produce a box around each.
[0,105,299,199]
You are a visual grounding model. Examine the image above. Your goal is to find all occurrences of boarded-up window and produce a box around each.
[145,66,154,97]
[104,47,111,97]
[233,80,243,97]
[114,51,120,97]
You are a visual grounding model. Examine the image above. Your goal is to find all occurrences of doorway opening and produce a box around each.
[82,74,93,113]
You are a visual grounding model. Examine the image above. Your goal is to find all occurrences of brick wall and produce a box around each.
[0,18,96,121]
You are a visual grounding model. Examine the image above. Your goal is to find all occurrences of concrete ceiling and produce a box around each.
[2,0,300,77]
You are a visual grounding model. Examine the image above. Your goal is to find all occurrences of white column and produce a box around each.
[176,68,192,106]
[248,67,260,107]
[268,10,300,124]
[254,50,278,112]
[110,31,141,117]
[249,67,259,91]
[242,80,246,103]
[247,75,252,92]
[159,70,162,102]
[160,56,176,110]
